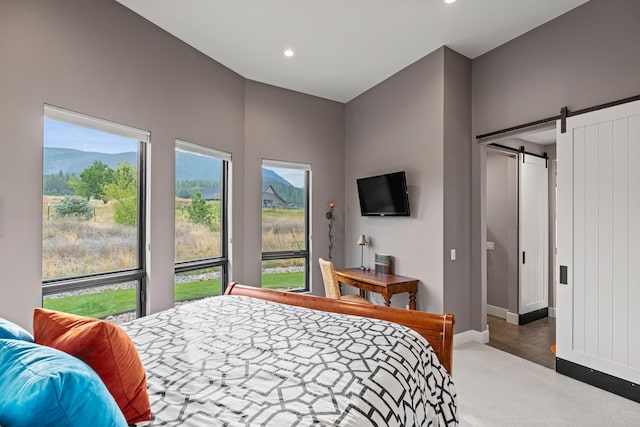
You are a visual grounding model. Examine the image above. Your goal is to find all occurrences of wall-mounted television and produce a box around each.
[357,171,410,216]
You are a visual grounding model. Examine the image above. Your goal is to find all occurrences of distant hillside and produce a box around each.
[44,147,223,181]
[262,168,304,207]
[262,168,292,187]
[44,148,137,175]
[43,147,304,206]
[175,150,221,181]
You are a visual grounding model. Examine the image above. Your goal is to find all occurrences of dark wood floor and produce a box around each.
[487,315,556,369]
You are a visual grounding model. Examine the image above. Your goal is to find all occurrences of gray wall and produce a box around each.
[243,80,345,295]
[485,152,518,312]
[443,49,473,331]
[0,0,242,328]
[345,48,445,314]
[0,0,344,329]
[471,0,640,332]
[345,47,473,331]
[473,0,640,136]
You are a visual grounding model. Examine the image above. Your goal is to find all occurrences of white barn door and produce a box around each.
[557,100,640,385]
[519,154,549,316]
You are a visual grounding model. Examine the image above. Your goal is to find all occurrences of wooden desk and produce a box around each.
[334,268,419,310]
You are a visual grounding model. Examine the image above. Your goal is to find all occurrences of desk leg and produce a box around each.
[359,289,365,298]
[409,292,416,310]
[383,297,391,307]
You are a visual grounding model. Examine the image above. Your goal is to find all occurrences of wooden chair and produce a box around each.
[318,258,373,305]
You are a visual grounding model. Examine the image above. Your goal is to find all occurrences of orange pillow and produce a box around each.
[33,309,151,424]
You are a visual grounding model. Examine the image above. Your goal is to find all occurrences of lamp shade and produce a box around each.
[357,235,368,246]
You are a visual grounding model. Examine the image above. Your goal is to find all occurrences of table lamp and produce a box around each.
[357,235,368,270]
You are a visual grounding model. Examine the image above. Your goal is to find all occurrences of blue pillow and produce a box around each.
[0,317,33,342]
[0,339,127,427]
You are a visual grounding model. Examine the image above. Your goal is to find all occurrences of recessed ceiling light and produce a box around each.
[284,49,294,57]
[445,0,456,4]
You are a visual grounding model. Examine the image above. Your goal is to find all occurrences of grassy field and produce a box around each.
[42,196,307,319]
[175,197,221,262]
[43,196,225,279]
[43,196,305,279]
[261,207,305,269]
[43,271,304,319]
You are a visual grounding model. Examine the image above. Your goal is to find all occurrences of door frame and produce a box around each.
[485,147,520,325]
[481,128,556,328]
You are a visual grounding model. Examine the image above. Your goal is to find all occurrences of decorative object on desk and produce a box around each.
[357,234,368,271]
[326,202,335,260]
[375,253,392,274]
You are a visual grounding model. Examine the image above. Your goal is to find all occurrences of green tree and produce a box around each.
[263,180,304,207]
[43,171,74,195]
[186,192,213,226]
[103,163,137,226]
[54,196,94,220]
[175,180,219,199]
[70,160,115,203]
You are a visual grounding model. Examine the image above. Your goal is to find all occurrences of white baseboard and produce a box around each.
[506,311,519,325]
[487,304,508,319]
[454,326,490,347]
[549,307,556,318]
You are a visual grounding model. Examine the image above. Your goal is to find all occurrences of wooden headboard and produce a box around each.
[224,283,454,374]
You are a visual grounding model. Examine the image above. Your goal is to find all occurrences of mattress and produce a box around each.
[123,295,457,426]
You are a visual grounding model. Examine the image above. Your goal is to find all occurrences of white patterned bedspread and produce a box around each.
[123,295,457,426]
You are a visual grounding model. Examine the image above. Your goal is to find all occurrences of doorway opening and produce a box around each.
[484,126,557,369]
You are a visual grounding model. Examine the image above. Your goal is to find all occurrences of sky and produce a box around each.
[44,118,137,153]
[45,118,306,187]
[266,167,305,188]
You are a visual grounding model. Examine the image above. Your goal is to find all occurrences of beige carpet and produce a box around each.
[453,343,640,426]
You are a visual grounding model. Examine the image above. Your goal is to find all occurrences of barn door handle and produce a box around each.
[560,266,568,285]
[522,251,526,264]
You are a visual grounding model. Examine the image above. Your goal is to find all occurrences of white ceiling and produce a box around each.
[116,0,589,103]
[519,129,557,145]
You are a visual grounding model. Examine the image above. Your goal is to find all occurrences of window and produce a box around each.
[42,105,148,323]
[174,141,229,304]
[261,160,310,291]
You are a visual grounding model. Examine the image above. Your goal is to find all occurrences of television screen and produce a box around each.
[357,171,410,216]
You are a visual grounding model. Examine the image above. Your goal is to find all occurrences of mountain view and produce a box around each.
[44,148,137,176]
[43,147,304,206]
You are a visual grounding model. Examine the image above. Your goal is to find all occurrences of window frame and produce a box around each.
[173,141,230,295]
[41,105,149,318]
[260,160,310,292]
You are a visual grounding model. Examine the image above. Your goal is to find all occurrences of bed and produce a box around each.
[123,283,457,426]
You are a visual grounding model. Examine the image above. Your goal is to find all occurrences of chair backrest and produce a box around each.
[318,258,341,300]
